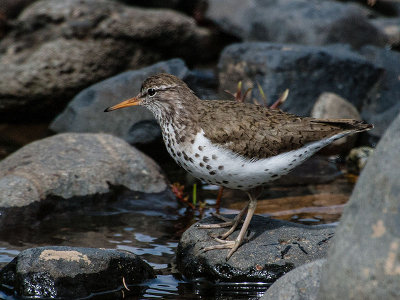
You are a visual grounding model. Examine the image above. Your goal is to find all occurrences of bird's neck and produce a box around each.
[155,97,201,145]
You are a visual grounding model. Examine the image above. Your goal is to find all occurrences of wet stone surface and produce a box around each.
[0,246,155,299]
[176,215,335,283]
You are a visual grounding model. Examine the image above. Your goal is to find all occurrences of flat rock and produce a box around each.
[218,42,383,117]
[176,215,335,283]
[318,111,400,298]
[261,259,325,300]
[0,133,168,208]
[206,0,382,47]
[0,0,217,121]
[0,246,155,299]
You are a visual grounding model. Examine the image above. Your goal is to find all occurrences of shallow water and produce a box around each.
[0,174,353,299]
[0,126,355,298]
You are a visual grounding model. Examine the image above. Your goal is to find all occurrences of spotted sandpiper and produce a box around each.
[105,73,373,260]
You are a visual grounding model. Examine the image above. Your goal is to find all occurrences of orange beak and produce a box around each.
[104,97,141,112]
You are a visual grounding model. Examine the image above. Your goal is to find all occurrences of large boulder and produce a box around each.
[0,133,168,208]
[359,45,400,139]
[176,215,335,282]
[50,59,189,144]
[0,0,217,121]
[261,259,326,300]
[318,112,400,299]
[0,246,155,299]
[205,0,386,47]
[218,42,382,117]
[50,59,218,145]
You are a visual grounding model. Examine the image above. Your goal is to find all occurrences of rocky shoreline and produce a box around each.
[0,0,399,298]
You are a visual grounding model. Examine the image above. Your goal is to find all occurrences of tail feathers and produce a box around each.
[311,119,373,133]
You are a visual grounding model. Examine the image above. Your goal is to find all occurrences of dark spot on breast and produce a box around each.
[237,185,243,188]
[299,154,303,157]
[209,171,216,175]
[218,166,224,170]
[190,139,195,144]
[199,162,204,167]
[177,152,181,157]
[223,180,229,184]
[203,156,209,163]
[212,154,217,160]
[264,168,269,171]
[271,174,278,178]
[195,153,200,158]
[216,181,222,184]
[206,165,212,170]
[198,146,203,151]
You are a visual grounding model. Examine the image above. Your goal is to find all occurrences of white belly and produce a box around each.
[163,129,348,190]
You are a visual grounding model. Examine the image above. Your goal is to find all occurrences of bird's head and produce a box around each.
[104,73,197,120]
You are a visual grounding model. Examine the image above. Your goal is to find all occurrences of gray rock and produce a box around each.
[359,45,400,139]
[50,59,219,144]
[261,259,326,300]
[206,0,379,46]
[323,13,387,49]
[372,17,400,47]
[50,59,189,144]
[176,215,335,282]
[311,92,361,153]
[318,113,400,299]
[0,246,155,298]
[218,42,383,117]
[0,0,216,121]
[0,133,168,208]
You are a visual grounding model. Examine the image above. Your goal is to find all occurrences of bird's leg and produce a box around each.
[201,191,258,260]
[196,203,248,229]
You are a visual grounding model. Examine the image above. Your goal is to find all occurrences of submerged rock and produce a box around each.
[0,246,155,299]
[0,133,168,208]
[261,259,326,300]
[176,215,335,283]
[318,112,400,299]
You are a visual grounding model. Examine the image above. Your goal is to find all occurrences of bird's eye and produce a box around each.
[147,88,156,97]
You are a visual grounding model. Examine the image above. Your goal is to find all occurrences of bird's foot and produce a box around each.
[201,236,243,260]
[195,213,242,229]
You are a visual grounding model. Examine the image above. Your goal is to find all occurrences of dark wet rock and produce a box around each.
[50,59,218,144]
[324,13,387,49]
[0,133,168,208]
[311,93,361,153]
[206,0,377,46]
[218,42,383,117]
[176,215,335,283]
[359,45,400,139]
[50,59,188,145]
[0,0,218,121]
[274,155,341,186]
[0,246,155,299]
[261,259,326,300]
[318,113,400,299]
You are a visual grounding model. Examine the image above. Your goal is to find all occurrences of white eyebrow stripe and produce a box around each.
[155,84,177,91]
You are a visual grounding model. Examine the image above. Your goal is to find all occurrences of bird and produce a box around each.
[105,73,373,260]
